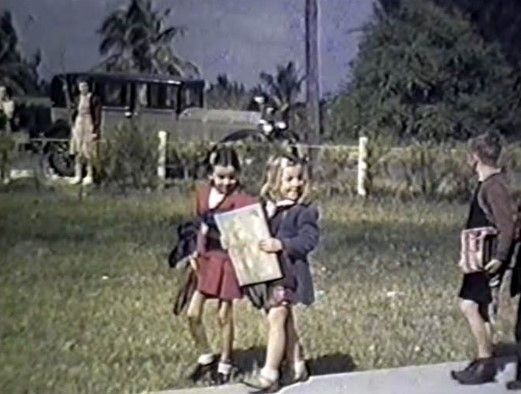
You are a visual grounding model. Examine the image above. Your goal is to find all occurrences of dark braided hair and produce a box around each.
[205,145,241,175]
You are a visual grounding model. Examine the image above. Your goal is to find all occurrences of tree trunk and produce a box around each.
[305,0,321,144]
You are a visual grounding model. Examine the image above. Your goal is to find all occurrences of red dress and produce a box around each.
[195,185,256,300]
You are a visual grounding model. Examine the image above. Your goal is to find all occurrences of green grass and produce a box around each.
[0,185,517,393]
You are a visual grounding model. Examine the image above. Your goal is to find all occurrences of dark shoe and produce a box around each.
[242,373,280,393]
[507,380,521,390]
[188,358,217,383]
[213,372,231,385]
[450,360,479,381]
[456,358,496,385]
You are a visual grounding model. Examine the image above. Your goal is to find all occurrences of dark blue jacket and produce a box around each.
[276,203,320,305]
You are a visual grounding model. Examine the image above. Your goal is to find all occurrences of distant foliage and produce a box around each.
[332,0,520,142]
[257,61,305,124]
[0,133,15,179]
[205,75,252,110]
[0,11,42,94]
[97,0,199,77]
[96,122,159,190]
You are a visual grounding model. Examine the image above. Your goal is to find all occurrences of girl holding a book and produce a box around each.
[243,151,320,392]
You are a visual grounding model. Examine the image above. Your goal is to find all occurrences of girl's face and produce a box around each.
[78,82,89,95]
[279,164,305,201]
[211,165,238,194]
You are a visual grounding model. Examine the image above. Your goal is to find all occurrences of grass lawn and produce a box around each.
[0,184,518,393]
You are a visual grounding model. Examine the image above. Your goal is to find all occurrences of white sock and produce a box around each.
[294,360,306,376]
[260,366,279,382]
[218,361,232,375]
[197,353,215,365]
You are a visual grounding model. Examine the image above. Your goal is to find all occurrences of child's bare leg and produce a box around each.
[217,301,234,379]
[285,308,306,378]
[261,305,288,381]
[187,290,213,363]
[217,301,234,361]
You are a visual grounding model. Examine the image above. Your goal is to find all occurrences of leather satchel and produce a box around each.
[172,269,197,316]
[458,226,498,273]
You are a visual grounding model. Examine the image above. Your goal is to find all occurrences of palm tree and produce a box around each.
[97,0,199,77]
[206,74,250,109]
[258,61,305,123]
[0,11,41,94]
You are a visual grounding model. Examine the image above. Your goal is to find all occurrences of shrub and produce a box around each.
[95,122,159,191]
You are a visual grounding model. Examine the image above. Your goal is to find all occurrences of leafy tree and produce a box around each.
[332,0,520,142]
[381,0,521,67]
[97,0,198,77]
[0,11,41,94]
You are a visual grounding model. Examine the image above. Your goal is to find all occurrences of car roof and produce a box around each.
[51,72,204,87]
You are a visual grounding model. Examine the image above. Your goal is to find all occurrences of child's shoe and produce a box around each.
[212,360,234,385]
[242,368,280,393]
[189,354,217,383]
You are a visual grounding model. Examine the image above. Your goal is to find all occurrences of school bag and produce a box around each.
[168,219,200,316]
[168,219,200,269]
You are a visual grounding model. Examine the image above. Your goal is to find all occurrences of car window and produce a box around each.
[103,82,126,107]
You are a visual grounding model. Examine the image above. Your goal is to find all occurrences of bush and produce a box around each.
[91,126,521,200]
[95,122,159,191]
[0,133,16,180]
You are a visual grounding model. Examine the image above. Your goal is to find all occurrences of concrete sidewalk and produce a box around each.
[158,360,517,394]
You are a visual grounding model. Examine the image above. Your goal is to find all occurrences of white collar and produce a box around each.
[266,199,296,217]
[208,187,226,209]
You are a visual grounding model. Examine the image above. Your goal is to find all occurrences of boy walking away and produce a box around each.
[451,132,516,385]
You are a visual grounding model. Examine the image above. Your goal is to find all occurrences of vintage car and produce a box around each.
[41,72,265,176]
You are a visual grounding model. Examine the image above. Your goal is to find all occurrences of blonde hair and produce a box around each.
[260,154,311,204]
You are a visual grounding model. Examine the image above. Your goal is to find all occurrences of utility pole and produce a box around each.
[305,0,321,144]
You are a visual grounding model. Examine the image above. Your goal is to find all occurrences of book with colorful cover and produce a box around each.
[215,203,282,286]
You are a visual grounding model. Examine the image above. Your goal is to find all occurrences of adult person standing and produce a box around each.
[451,132,516,385]
[69,79,102,185]
[0,85,16,184]
[0,86,15,133]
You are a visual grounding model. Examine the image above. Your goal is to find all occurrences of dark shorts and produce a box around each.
[459,270,504,322]
[244,283,297,311]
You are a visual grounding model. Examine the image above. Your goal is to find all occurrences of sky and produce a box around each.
[1,0,375,96]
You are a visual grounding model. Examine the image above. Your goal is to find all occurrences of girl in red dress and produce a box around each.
[186,145,256,384]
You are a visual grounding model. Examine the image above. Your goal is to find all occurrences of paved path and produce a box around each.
[158,360,516,394]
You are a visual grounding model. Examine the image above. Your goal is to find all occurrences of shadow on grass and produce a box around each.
[234,347,356,377]
[308,352,357,375]
[495,341,519,358]
[493,342,519,375]
[234,346,265,374]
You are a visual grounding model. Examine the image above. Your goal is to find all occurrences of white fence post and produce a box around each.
[157,130,167,189]
[357,136,368,197]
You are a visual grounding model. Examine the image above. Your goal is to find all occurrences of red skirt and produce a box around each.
[196,250,243,300]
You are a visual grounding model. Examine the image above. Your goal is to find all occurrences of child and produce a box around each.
[186,145,256,385]
[243,153,319,392]
[450,132,516,386]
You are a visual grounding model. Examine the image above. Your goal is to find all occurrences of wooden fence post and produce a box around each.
[357,136,368,197]
[157,130,167,189]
